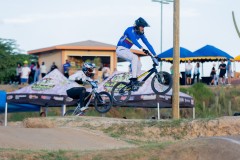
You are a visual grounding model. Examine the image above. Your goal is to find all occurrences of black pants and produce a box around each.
[64,72,69,78]
[16,75,21,84]
[67,87,89,108]
[41,73,46,78]
[193,73,200,83]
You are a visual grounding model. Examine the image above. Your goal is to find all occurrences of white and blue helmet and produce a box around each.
[82,62,96,77]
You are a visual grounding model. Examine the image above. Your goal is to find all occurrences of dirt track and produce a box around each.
[0,126,134,150]
[159,136,240,160]
[1,116,240,160]
[1,126,240,160]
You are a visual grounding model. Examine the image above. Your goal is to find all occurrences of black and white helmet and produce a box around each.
[82,62,96,77]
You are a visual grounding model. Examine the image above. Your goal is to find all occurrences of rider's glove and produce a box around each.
[142,49,150,55]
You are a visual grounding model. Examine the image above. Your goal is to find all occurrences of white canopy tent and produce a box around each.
[5,69,80,126]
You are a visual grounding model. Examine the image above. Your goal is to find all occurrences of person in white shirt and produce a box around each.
[21,60,31,85]
[102,64,110,81]
[185,60,193,85]
[68,62,96,111]
[40,61,47,78]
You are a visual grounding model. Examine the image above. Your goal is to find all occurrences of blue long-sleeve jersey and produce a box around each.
[117,26,156,55]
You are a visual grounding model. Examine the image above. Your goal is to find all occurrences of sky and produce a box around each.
[1,0,240,76]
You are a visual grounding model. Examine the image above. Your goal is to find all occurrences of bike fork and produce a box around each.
[95,93,104,103]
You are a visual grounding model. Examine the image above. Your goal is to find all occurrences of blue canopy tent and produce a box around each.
[157,45,234,84]
[192,45,234,77]
[157,45,233,62]
[192,45,234,62]
[157,47,195,85]
[0,91,40,126]
[0,103,40,113]
[157,47,194,62]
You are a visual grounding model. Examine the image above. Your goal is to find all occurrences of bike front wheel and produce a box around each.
[151,71,173,95]
[94,91,112,113]
[111,82,131,105]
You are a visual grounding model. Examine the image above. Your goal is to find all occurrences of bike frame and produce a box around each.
[137,67,157,82]
[83,91,95,108]
[68,80,112,115]
[73,81,97,114]
[137,59,158,83]
[82,80,99,108]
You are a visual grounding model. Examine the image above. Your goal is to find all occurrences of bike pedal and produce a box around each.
[132,86,139,92]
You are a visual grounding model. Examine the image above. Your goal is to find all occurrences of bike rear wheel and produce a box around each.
[111,82,131,105]
[151,71,172,95]
[94,91,112,113]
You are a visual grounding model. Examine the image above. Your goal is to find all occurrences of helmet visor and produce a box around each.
[87,68,93,73]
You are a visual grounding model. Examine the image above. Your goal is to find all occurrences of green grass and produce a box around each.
[0,141,173,160]
[180,83,240,118]
[101,119,189,141]
[38,150,68,160]
[8,112,39,122]
[0,148,70,160]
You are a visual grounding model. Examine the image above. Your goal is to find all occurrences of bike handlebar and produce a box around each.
[143,49,156,58]
[143,49,159,66]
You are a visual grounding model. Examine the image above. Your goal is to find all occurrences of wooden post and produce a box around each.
[215,96,219,115]
[228,100,232,116]
[62,104,66,116]
[193,107,195,119]
[172,0,180,119]
[4,103,7,126]
[202,101,206,112]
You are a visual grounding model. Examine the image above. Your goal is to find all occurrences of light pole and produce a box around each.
[152,0,173,71]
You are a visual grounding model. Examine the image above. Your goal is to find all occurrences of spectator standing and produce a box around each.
[226,58,232,85]
[102,64,110,80]
[16,63,22,84]
[34,62,40,83]
[21,60,31,85]
[29,62,35,84]
[49,62,58,72]
[219,60,226,85]
[185,60,193,85]
[193,62,200,83]
[40,62,47,78]
[63,60,71,78]
[210,63,217,85]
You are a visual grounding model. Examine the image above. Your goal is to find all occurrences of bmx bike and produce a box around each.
[65,80,112,116]
[111,49,173,105]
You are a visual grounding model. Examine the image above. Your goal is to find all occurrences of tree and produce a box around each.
[0,38,36,84]
[93,57,102,69]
